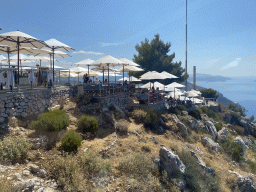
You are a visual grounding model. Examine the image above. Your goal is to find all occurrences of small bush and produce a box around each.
[200,106,220,121]
[132,109,147,124]
[233,125,244,135]
[115,119,129,133]
[222,137,244,162]
[177,150,222,192]
[188,109,201,120]
[0,136,31,164]
[168,106,179,115]
[118,153,157,179]
[176,105,187,112]
[247,160,256,174]
[45,149,111,191]
[230,112,242,124]
[114,111,124,120]
[226,175,238,190]
[77,115,98,134]
[144,109,161,129]
[141,145,151,152]
[61,130,83,152]
[215,123,222,132]
[30,110,69,132]
[108,105,116,111]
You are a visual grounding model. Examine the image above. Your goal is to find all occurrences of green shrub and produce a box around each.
[230,112,242,125]
[200,88,219,99]
[30,110,69,132]
[199,106,220,121]
[141,145,151,152]
[222,137,244,162]
[144,109,161,129]
[188,109,201,120]
[0,136,31,164]
[176,105,187,112]
[77,115,98,134]
[233,125,244,135]
[61,130,83,152]
[132,109,147,124]
[114,111,124,120]
[228,103,246,117]
[247,160,256,174]
[177,150,222,192]
[215,123,222,132]
[168,106,179,115]
[108,105,116,111]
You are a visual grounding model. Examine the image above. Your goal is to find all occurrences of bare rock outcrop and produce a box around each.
[201,135,222,152]
[159,146,185,178]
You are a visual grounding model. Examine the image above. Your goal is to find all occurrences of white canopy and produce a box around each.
[166,82,185,88]
[7,54,34,63]
[74,58,95,66]
[118,76,140,82]
[140,71,168,80]
[44,39,74,52]
[161,71,178,79]
[119,58,140,67]
[116,65,144,72]
[91,55,125,66]
[141,81,165,90]
[0,31,48,49]
[69,66,88,73]
[186,90,199,98]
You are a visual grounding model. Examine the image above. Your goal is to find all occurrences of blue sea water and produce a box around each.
[189,76,256,118]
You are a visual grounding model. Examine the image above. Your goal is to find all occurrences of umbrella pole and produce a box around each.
[68,70,70,85]
[88,65,89,76]
[17,37,20,91]
[7,48,10,68]
[59,70,60,85]
[52,48,55,86]
[103,67,104,83]
[108,64,109,85]
[123,65,124,91]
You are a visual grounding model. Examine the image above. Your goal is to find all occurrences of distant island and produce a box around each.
[188,73,232,82]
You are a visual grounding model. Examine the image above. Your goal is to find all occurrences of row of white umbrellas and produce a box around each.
[0,30,74,90]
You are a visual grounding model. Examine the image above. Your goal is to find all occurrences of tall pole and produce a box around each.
[185,0,188,91]
[17,37,20,91]
[52,48,55,85]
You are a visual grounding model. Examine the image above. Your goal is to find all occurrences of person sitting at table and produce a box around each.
[83,73,89,83]
[95,78,100,84]
[104,78,107,84]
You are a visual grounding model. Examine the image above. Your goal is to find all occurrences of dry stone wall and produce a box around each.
[0,87,71,123]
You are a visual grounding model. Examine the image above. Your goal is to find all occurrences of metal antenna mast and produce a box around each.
[185,0,188,91]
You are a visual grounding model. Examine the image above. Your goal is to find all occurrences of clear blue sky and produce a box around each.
[0,0,255,77]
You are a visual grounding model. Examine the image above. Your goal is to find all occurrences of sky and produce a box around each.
[0,0,255,77]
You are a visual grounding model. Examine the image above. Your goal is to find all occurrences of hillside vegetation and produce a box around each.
[1,97,256,192]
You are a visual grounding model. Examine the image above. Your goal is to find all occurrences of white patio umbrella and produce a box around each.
[140,71,168,80]
[186,90,199,98]
[44,39,74,83]
[69,66,88,83]
[160,71,178,79]
[0,30,49,89]
[166,82,185,99]
[130,76,141,82]
[141,81,165,90]
[119,57,140,67]
[91,55,127,84]
[118,76,141,82]
[73,58,96,76]
[91,64,119,83]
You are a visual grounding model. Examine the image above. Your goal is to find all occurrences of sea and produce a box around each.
[188,76,256,118]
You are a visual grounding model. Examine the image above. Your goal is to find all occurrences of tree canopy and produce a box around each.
[132,34,188,83]
[200,88,219,99]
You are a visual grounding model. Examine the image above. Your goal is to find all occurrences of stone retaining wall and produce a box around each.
[0,87,71,123]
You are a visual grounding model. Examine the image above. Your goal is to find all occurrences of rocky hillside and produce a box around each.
[1,97,256,191]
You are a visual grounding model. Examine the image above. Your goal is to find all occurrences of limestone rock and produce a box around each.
[177,122,188,137]
[201,135,221,152]
[181,111,188,116]
[27,164,40,174]
[171,114,180,124]
[218,127,229,142]
[232,136,246,156]
[159,146,185,178]
[189,119,199,130]
[204,121,218,140]
[190,150,206,169]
